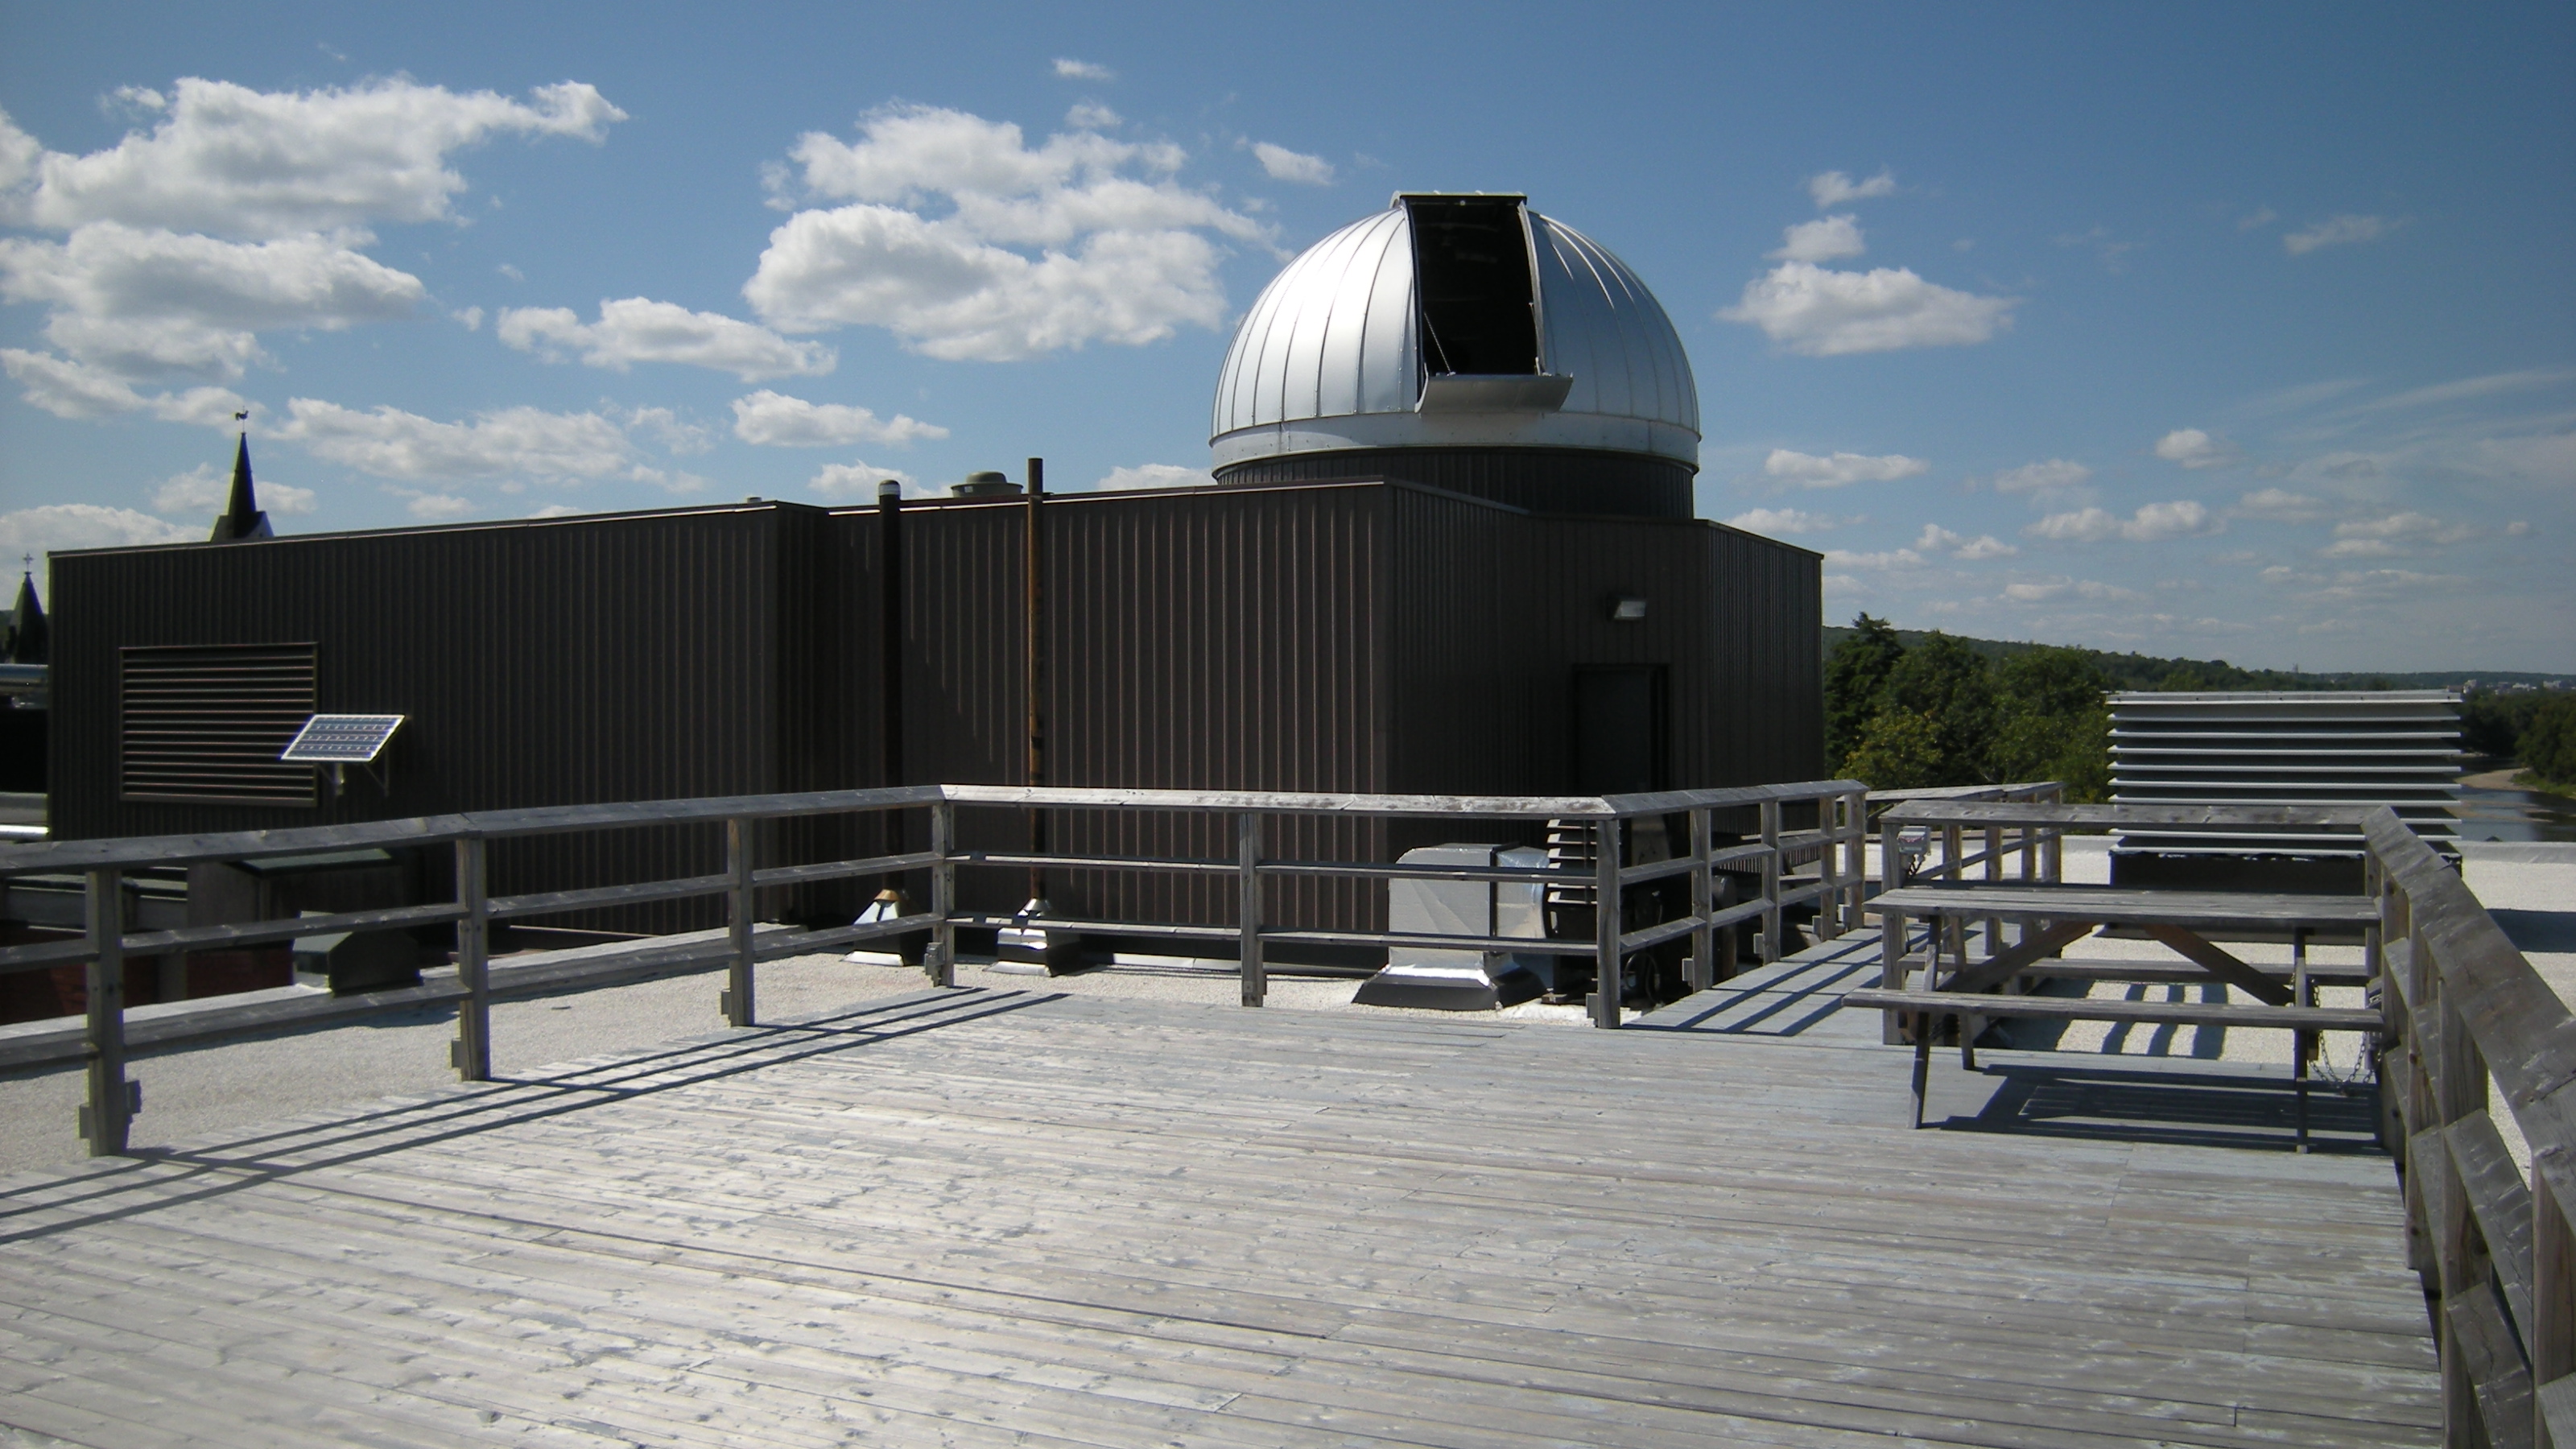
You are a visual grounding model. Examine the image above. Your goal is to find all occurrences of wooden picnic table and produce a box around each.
[1848,800,2385,1148]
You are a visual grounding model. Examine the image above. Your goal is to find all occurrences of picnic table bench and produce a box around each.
[1845,800,2385,1148]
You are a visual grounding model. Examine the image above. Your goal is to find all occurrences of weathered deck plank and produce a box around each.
[0,981,2435,1447]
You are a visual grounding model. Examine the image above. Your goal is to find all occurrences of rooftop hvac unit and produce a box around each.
[2107,689,2459,890]
[1353,844,1550,1010]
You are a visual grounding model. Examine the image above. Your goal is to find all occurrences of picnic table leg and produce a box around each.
[1910,1011,1932,1129]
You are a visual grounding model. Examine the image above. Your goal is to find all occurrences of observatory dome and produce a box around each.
[1210,194,1700,516]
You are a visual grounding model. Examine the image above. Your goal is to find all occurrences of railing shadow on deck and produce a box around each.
[0,986,1058,1246]
[1942,1059,2384,1155]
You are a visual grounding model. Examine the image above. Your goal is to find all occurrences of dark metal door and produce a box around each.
[1572,666,1666,795]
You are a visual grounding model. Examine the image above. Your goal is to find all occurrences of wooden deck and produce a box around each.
[0,961,2438,1447]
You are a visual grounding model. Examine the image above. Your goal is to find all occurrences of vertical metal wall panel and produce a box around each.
[49,506,831,933]
[1215,448,1692,518]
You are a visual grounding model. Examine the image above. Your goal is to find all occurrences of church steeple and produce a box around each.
[7,562,44,665]
[211,429,272,543]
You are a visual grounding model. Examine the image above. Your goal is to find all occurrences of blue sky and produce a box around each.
[2,2,2568,671]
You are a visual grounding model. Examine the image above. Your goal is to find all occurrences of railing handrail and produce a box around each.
[0,780,1876,878]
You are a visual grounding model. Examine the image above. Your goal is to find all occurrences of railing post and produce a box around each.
[1686,806,1714,993]
[1758,798,1781,964]
[79,867,134,1157]
[1591,818,1623,1028]
[2533,1156,2576,1448]
[1238,811,1264,1008]
[1984,823,2004,958]
[1842,789,1867,933]
[928,799,956,989]
[452,839,491,1082]
[724,816,756,1027]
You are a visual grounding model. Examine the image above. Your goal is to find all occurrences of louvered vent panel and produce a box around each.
[2108,690,2458,857]
[121,644,317,807]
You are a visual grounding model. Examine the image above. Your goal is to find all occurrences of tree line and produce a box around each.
[2468,690,2576,795]
[1825,615,2113,800]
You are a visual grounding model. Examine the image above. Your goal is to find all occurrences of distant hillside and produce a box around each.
[1818,625,2571,694]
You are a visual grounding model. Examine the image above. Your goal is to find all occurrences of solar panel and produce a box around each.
[280,714,405,764]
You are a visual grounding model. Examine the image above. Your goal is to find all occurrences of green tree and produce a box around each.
[1991,646,2112,801]
[1874,632,1997,786]
[1823,613,1905,772]
[2522,696,2576,793]
[1843,709,1945,791]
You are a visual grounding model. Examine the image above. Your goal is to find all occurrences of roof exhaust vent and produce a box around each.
[953,470,1022,497]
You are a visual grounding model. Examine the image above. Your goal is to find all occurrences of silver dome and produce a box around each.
[1210,198,1700,470]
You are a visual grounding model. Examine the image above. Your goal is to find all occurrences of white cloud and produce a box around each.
[1769,214,1864,263]
[2358,367,2576,413]
[0,221,425,378]
[2320,511,2474,557]
[622,406,712,454]
[1722,262,2014,356]
[2284,214,2392,256]
[0,503,196,592]
[1096,463,1212,491]
[809,460,921,499]
[1,346,246,423]
[1806,169,1895,208]
[1822,547,1923,570]
[1724,507,1857,535]
[1763,448,1929,488]
[2153,427,2232,469]
[151,461,315,518]
[1250,142,1333,186]
[728,389,947,447]
[1989,458,2092,496]
[744,105,1267,361]
[2237,206,2277,231]
[2234,488,2326,522]
[1915,523,2017,559]
[1053,58,1115,81]
[2002,576,2145,604]
[452,305,482,331]
[2508,521,2532,536]
[496,297,834,381]
[2025,500,2220,543]
[11,77,621,237]
[1065,104,1121,131]
[277,398,646,482]
[405,492,474,520]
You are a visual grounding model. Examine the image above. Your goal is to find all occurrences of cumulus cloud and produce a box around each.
[2153,427,2232,469]
[1722,261,2014,356]
[728,389,947,447]
[2284,214,2392,256]
[497,297,834,381]
[2025,500,2219,543]
[1250,142,1333,185]
[1915,523,2017,559]
[403,492,474,520]
[276,398,646,482]
[1096,463,1212,490]
[744,104,1268,361]
[1989,459,2092,497]
[1065,104,1121,131]
[2,346,247,423]
[7,78,621,237]
[1052,58,1115,81]
[2001,576,2145,604]
[0,502,196,592]
[2234,487,2326,522]
[1806,169,1894,208]
[1763,448,1929,488]
[2320,511,2474,558]
[1769,214,1864,263]
[1822,547,1923,570]
[0,80,620,404]
[1724,507,1857,535]
[151,461,315,518]
[809,460,922,499]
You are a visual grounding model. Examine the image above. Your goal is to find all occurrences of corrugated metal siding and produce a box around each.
[2109,690,2461,853]
[50,506,832,933]
[1213,448,1691,518]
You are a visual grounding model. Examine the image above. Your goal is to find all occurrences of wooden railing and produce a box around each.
[2370,807,2576,1448]
[0,778,1867,1157]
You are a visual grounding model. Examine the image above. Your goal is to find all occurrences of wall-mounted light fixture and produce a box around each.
[1606,595,1648,622]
